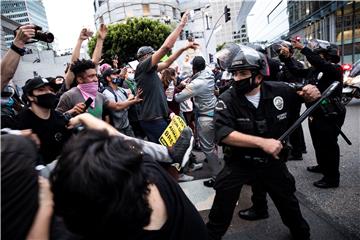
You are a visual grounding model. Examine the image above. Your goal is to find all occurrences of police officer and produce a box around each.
[280,39,346,188]
[206,44,321,240]
[237,42,308,221]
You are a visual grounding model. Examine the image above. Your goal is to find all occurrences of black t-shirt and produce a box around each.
[15,108,72,164]
[135,56,169,121]
[133,158,208,240]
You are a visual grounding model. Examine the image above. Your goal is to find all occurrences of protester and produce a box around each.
[2,134,53,240]
[16,77,72,164]
[175,56,222,187]
[102,67,142,136]
[50,113,208,239]
[135,11,199,143]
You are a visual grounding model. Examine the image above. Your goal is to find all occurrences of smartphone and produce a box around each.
[84,97,93,111]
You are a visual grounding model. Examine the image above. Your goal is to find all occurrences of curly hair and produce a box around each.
[70,59,96,78]
[50,129,152,238]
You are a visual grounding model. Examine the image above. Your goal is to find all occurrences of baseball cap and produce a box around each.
[22,77,50,95]
[102,68,120,79]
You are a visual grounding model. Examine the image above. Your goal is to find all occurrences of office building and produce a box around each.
[288,1,359,63]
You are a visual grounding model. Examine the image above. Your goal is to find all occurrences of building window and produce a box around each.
[143,4,150,16]
[172,7,176,19]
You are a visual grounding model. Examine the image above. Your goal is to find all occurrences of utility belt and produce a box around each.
[225,154,284,166]
[313,96,345,119]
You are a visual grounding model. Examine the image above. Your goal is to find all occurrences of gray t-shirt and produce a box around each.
[135,56,168,121]
[102,87,130,130]
[56,87,109,119]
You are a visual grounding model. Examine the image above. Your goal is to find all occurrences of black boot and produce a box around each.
[238,206,269,221]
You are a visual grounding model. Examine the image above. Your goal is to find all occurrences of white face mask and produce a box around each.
[127,73,135,80]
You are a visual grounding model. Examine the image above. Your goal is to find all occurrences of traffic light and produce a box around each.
[209,53,214,63]
[224,5,231,23]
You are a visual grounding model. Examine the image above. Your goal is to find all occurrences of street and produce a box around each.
[180,99,360,240]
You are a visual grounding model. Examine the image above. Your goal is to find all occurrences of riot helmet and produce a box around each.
[136,46,155,60]
[227,45,270,77]
[270,40,294,57]
[308,39,340,64]
[245,43,267,54]
[215,43,241,71]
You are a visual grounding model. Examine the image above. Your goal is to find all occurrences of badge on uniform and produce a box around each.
[273,96,284,110]
[215,100,227,111]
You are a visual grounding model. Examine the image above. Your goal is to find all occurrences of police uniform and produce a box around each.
[206,81,310,240]
[284,46,346,186]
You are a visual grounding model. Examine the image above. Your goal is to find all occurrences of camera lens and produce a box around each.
[34,30,54,43]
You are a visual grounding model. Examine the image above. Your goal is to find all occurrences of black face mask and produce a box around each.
[34,93,57,109]
[232,74,259,95]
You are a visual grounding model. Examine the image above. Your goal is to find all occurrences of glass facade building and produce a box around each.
[1,0,49,49]
[287,1,359,64]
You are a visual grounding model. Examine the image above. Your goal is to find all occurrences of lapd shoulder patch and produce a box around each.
[273,96,284,110]
[215,100,227,111]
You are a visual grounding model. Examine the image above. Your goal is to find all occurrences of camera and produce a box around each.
[14,25,54,43]
[34,25,54,43]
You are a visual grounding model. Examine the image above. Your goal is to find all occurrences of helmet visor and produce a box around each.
[215,43,241,70]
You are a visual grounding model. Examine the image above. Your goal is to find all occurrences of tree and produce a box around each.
[88,17,172,65]
[216,42,226,52]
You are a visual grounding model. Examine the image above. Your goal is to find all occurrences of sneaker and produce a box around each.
[188,162,203,172]
[178,173,194,182]
[203,177,216,188]
[168,127,194,168]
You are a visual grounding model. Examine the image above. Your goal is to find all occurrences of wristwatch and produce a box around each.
[10,42,26,56]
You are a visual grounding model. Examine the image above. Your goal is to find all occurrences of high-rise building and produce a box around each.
[288,1,359,64]
[93,0,181,29]
[209,0,251,46]
[1,15,21,57]
[1,0,50,49]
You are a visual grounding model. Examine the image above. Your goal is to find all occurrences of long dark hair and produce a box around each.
[161,68,176,90]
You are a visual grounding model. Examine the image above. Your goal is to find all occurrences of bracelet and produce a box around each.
[10,42,26,56]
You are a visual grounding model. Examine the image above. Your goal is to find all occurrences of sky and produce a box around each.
[246,0,289,43]
[43,0,95,50]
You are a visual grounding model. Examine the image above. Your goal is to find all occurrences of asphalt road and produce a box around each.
[190,99,360,240]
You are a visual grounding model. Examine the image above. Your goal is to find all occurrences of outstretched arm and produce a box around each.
[1,25,35,91]
[157,41,199,72]
[150,11,189,68]
[92,24,108,66]
[68,113,173,163]
[64,28,91,89]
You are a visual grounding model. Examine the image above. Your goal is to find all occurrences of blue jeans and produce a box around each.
[139,118,168,144]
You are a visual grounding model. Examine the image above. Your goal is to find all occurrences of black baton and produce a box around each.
[279,81,341,143]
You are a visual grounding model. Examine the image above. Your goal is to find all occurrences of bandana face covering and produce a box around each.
[77,82,98,108]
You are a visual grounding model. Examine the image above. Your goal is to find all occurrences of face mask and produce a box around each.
[35,93,57,109]
[111,77,123,85]
[233,73,259,95]
[127,73,135,81]
[77,82,98,96]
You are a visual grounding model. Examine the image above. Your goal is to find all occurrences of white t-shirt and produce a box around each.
[245,91,261,108]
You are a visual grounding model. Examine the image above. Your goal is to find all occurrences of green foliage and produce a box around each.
[216,42,226,52]
[88,17,172,65]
